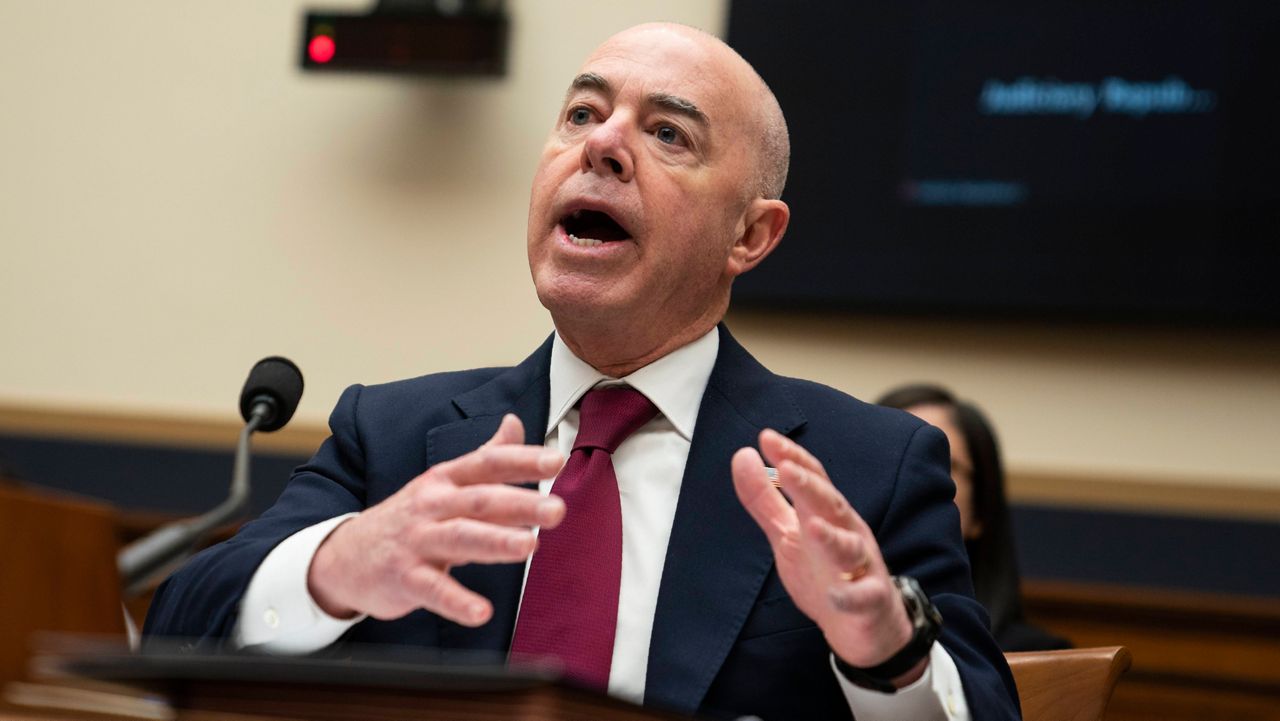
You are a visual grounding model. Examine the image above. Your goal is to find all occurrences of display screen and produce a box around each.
[727,0,1279,323]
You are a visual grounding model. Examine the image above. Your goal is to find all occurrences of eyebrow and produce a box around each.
[649,92,709,128]
[565,73,710,128]
[567,72,610,97]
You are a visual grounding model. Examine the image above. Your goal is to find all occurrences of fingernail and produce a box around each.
[470,603,487,621]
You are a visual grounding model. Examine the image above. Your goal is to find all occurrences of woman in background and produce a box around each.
[877,384,1070,652]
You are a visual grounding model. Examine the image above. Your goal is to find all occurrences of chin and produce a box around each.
[535,276,629,323]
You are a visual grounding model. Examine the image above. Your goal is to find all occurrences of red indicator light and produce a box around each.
[309,35,336,64]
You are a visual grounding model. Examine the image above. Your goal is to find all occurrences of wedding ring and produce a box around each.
[839,564,869,582]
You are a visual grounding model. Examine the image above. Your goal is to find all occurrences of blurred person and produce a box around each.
[878,384,1070,652]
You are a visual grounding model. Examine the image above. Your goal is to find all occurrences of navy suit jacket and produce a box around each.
[145,326,1021,720]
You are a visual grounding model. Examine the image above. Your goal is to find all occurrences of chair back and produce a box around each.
[1006,646,1131,721]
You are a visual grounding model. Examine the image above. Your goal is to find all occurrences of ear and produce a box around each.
[727,198,789,279]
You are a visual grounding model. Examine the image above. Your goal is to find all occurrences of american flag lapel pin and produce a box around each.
[765,466,792,504]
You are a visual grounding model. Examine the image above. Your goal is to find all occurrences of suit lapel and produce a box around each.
[644,326,806,713]
[427,335,553,654]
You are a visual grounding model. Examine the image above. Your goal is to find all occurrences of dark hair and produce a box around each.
[875,383,1024,640]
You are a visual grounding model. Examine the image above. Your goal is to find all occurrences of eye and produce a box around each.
[655,125,685,145]
[568,107,592,126]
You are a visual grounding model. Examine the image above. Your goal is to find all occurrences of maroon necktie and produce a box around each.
[510,386,659,691]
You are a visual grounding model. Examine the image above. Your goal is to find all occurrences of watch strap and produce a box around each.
[831,576,942,693]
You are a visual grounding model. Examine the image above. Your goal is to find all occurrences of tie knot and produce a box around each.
[573,386,659,454]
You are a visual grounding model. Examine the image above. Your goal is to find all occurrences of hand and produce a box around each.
[307,414,566,626]
[732,429,926,686]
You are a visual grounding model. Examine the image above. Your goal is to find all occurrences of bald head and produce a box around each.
[528,22,793,375]
[591,23,790,200]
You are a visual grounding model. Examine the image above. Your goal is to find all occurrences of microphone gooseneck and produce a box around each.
[117,357,304,596]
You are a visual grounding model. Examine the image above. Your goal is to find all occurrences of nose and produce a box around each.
[580,115,635,182]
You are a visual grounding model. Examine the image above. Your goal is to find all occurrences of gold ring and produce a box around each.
[838,564,868,582]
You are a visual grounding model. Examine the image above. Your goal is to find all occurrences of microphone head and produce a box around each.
[239,356,304,432]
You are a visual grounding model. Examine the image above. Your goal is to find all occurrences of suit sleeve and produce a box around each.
[875,423,1023,721]
[142,384,373,648]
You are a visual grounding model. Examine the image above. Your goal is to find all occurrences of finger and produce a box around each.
[436,444,565,487]
[759,430,857,530]
[776,458,869,535]
[424,484,566,529]
[399,564,494,627]
[803,515,872,576]
[413,518,539,564]
[760,428,827,477]
[483,413,525,447]
[732,446,796,546]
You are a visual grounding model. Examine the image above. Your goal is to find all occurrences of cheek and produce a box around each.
[952,477,978,535]
[529,144,574,209]
[655,189,741,260]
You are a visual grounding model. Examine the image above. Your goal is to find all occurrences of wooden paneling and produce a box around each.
[4,401,1280,520]
[1008,469,1280,521]
[0,403,327,456]
[1024,580,1280,721]
[0,485,125,686]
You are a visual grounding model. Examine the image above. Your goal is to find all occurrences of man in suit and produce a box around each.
[146,23,1021,721]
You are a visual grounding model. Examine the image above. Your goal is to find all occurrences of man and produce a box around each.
[146,23,1021,721]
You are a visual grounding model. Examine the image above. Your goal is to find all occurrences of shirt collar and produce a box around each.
[547,327,720,441]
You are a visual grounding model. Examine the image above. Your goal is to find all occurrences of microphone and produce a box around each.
[117,357,305,596]
[239,356,304,432]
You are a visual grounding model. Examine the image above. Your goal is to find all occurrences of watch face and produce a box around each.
[895,576,942,631]
[896,577,923,618]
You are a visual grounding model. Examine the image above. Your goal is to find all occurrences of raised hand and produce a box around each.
[307,414,565,627]
[732,429,926,685]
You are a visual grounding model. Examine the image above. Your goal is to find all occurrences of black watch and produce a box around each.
[832,575,943,694]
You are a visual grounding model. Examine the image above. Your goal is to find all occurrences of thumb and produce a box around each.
[732,446,794,546]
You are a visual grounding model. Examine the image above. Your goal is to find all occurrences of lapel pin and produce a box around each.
[765,466,781,489]
[764,466,792,504]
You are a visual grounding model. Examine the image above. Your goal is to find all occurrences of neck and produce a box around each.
[555,304,726,378]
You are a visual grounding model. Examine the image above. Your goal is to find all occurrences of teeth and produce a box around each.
[568,233,603,247]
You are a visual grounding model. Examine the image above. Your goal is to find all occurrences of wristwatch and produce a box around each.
[832,575,943,694]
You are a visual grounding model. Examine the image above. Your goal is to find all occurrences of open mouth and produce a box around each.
[560,209,632,247]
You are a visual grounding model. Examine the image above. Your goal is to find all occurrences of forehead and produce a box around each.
[907,404,968,451]
[575,28,746,120]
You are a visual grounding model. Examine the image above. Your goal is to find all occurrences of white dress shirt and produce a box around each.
[234,328,970,719]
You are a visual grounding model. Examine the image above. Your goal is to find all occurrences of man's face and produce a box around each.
[527,27,759,344]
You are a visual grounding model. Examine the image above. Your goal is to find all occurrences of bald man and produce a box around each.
[146,24,1021,721]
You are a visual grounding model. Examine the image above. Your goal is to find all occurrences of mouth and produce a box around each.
[558,208,633,247]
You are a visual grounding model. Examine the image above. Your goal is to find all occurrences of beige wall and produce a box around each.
[2,2,1277,492]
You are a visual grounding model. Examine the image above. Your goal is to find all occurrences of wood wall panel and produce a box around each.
[0,484,125,686]
[1024,581,1280,721]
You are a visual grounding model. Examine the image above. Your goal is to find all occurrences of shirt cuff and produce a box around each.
[233,513,365,653]
[832,642,971,721]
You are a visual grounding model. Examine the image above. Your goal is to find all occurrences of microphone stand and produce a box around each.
[116,400,271,598]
